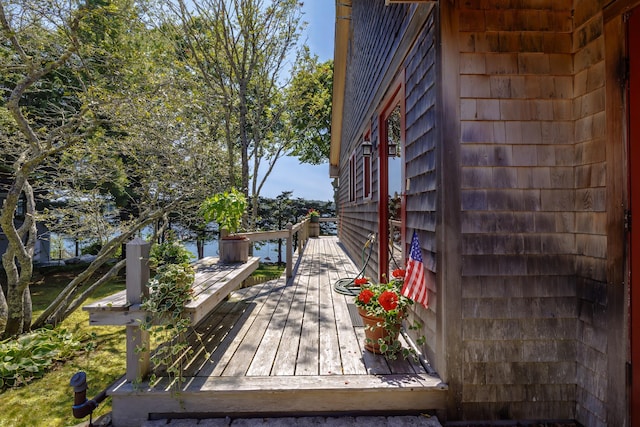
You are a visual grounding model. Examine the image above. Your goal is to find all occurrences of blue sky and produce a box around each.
[258,1,336,202]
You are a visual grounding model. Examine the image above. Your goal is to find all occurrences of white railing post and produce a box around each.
[125,238,150,381]
[286,222,293,278]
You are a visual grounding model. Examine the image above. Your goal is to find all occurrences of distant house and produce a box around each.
[331,1,637,426]
[0,171,51,265]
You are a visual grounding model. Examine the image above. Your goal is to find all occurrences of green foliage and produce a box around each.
[141,241,195,386]
[255,193,335,230]
[143,264,195,316]
[286,47,333,165]
[1,271,126,426]
[149,240,194,270]
[82,240,103,255]
[0,328,84,390]
[306,208,320,218]
[200,188,248,235]
[252,263,285,278]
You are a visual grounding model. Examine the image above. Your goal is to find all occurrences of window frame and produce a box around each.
[349,150,356,203]
[362,129,372,200]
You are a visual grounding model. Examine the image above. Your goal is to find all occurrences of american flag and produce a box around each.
[401,231,428,308]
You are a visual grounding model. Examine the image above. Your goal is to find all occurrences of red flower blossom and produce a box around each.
[392,269,406,279]
[358,289,375,304]
[378,290,399,311]
[354,277,369,286]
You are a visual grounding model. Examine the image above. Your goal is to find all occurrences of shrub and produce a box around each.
[0,328,84,389]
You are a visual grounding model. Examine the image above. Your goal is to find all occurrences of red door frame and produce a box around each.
[378,74,406,282]
[629,8,640,423]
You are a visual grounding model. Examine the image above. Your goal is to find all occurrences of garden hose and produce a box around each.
[333,233,376,296]
[333,228,405,296]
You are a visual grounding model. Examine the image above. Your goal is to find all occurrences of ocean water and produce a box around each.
[53,235,288,264]
[182,239,288,263]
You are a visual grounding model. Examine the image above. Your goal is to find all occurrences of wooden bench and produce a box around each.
[84,256,259,327]
[83,238,259,381]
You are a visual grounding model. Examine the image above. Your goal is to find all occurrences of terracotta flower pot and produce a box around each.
[220,236,250,263]
[357,307,401,354]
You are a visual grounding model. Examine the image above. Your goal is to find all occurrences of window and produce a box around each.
[16,198,25,217]
[349,151,356,202]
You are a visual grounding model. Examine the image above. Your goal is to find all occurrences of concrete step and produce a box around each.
[141,415,443,426]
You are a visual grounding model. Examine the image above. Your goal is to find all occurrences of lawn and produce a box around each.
[0,265,126,427]
[0,261,284,427]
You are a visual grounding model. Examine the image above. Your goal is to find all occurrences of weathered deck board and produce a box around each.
[108,237,447,427]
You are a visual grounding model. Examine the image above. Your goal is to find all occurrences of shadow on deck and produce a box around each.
[108,237,447,427]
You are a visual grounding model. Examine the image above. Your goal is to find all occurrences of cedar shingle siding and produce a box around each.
[335,1,630,426]
[458,0,579,421]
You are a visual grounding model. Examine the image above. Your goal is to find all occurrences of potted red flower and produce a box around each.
[354,269,419,359]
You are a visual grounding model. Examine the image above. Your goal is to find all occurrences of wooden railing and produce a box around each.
[236,217,339,278]
[84,217,339,382]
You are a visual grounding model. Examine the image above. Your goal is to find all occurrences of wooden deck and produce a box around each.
[109,236,447,427]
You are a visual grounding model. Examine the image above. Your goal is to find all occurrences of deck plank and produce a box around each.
[244,276,299,376]
[271,249,312,376]
[296,240,321,375]
[214,279,287,377]
[184,281,271,377]
[325,238,368,375]
[196,279,282,377]
[318,239,344,376]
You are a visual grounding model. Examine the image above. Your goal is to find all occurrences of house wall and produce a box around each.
[336,0,629,425]
[403,9,439,367]
[337,0,439,367]
[572,4,608,426]
[338,1,411,277]
[453,0,628,425]
[455,0,578,420]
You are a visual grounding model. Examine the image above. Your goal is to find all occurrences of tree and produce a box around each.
[286,47,333,165]
[163,0,306,228]
[0,0,104,336]
[32,7,229,329]
[0,0,227,335]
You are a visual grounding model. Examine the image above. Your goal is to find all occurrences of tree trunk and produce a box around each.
[22,287,32,332]
[0,286,7,334]
[197,238,204,259]
[224,109,235,186]
[0,178,36,338]
[62,259,126,320]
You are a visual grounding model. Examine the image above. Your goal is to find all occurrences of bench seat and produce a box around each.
[83,256,260,326]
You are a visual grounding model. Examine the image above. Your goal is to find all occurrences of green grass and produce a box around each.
[252,262,285,279]
[0,266,126,427]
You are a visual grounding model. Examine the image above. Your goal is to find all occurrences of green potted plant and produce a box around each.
[354,269,424,359]
[200,188,250,263]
